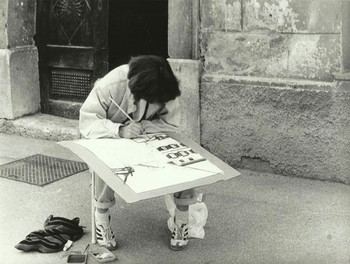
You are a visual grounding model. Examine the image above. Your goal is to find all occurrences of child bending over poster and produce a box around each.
[79,55,201,251]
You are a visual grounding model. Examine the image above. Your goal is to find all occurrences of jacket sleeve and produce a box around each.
[141,98,180,134]
[79,82,122,139]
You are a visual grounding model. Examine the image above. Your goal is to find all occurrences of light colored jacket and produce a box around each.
[79,64,180,139]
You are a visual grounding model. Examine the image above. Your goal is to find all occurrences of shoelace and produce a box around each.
[106,226,114,245]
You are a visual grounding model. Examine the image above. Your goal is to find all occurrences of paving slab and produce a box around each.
[0,133,349,264]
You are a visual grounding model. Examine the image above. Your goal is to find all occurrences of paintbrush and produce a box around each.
[109,97,135,122]
[109,96,147,137]
[109,96,134,123]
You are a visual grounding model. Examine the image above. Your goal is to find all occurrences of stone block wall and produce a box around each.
[201,0,341,81]
[0,0,40,119]
[168,59,201,143]
[199,0,350,183]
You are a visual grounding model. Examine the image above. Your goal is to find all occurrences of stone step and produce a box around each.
[0,113,80,141]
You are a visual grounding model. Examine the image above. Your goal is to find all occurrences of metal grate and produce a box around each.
[0,154,88,186]
[50,69,92,99]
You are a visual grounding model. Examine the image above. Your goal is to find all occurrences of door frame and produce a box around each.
[34,0,200,118]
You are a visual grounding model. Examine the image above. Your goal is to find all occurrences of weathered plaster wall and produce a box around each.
[201,0,341,81]
[0,0,40,119]
[200,0,350,183]
[201,76,350,184]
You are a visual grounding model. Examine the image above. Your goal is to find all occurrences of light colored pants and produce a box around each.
[94,175,195,209]
[94,175,116,209]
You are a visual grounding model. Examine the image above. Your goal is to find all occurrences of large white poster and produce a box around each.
[59,133,240,202]
[75,134,223,193]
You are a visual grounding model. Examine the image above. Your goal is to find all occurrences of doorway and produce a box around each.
[108,0,169,70]
[36,0,168,118]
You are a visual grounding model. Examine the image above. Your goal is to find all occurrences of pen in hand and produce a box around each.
[109,96,146,137]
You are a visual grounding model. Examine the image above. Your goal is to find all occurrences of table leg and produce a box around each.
[91,170,97,244]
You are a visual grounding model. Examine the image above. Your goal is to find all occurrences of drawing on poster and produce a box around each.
[70,134,223,194]
[133,134,206,166]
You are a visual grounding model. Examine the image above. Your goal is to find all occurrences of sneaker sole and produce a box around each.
[169,241,188,251]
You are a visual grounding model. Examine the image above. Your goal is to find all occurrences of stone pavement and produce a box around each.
[0,133,349,264]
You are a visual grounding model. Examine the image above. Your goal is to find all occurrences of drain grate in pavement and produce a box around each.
[0,154,89,186]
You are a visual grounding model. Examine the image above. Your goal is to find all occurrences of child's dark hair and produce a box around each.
[127,55,181,104]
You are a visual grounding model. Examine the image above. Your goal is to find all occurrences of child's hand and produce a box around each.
[119,122,143,138]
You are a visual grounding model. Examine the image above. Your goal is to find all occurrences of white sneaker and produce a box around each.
[95,211,118,251]
[170,222,189,251]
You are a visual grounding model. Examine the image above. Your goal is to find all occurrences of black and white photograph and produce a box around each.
[0,0,349,263]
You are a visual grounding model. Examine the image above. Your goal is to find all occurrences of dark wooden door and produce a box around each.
[36,0,109,113]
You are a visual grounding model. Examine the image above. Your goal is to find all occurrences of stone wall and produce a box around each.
[168,59,201,143]
[201,0,341,80]
[200,0,350,183]
[0,0,40,119]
